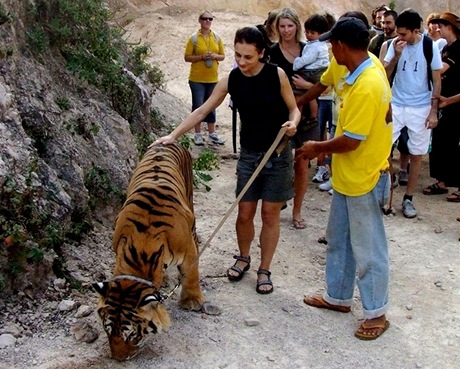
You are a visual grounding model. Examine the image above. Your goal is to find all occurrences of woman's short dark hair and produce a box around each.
[304,14,330,34]
[234,26,271,62]
[340,11,370,29]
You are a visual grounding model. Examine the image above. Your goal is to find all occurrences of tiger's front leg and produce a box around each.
[177,243,206,311]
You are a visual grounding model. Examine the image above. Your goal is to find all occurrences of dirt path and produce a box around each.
[1,5,459,369]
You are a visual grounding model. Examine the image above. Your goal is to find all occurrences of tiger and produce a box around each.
[93,143,206,361]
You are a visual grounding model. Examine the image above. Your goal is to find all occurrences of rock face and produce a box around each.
[120,0,456,22]
[0,0,188,295]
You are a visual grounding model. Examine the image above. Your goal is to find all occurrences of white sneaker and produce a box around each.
[402,199,417,218]
[312,166,329,183]
[319,179,332,191]
[328,189,333,195]
[209,132,224,145]
[194,133,204,146]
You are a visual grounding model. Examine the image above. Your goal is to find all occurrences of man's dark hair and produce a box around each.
[383,10,398,21]
[396,9,422,31]
[372,4,390,23]
[304,14,330,34]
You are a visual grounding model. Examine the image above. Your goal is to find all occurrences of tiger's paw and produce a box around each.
[179,294,206,311]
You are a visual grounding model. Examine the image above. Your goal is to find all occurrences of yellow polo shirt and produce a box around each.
[185,30,224,83]
[330,58,392,196]
[321,53,386,126]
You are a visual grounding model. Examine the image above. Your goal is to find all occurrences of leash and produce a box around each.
[106,127,290,303]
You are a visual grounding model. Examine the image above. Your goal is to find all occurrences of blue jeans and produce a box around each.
[318,99,332,137]
[189,81,217,123]
[323,172,391,319]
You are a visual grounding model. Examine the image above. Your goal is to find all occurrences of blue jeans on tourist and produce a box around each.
[323,172,391,319]
[189,81,217,123]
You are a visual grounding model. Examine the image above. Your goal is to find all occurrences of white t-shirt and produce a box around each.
[384,35,443,107]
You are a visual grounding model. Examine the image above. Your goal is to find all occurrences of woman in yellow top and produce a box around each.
[184,10,225,146]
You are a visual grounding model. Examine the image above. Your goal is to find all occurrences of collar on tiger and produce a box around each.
[109,275,167,302]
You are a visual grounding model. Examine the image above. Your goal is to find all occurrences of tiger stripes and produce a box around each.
[93,143,205,361]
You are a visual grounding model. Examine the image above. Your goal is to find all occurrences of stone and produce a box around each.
[71,321,99,343]
[74,305,92,318]
[0,334,17,348]
[244,318,260,327]
[58,299,77,312]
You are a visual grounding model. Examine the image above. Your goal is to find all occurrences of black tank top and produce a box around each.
[228,63,289,152]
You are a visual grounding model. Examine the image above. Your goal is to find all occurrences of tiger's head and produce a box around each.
[93,279,171,361]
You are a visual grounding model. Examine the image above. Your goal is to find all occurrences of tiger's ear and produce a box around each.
[92,282,109,297]
[139,294,161,308]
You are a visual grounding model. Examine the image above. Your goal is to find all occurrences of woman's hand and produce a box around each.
[292,74,313,90]
[282,121,297,137]
[149,134,175,148]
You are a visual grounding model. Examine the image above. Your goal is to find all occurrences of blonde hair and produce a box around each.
[275,7,302,43]
[199,10,213,20]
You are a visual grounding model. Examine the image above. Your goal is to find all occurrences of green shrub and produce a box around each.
[84,165,124,210]
[25,0,164,123]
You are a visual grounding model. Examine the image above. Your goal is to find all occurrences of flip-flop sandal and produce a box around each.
[355,318,390,340]
[423,183,448,195]
[256,269,273,294]
[292,218,307,229]
[303,295,351,313]
[227,255,251,282]
[446,191,460,203]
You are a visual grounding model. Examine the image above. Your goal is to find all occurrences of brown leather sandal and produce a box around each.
[303,295,351,313]
[355,316,390,340]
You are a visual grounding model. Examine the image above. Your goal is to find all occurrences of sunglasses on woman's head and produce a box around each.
[200,17,213,21]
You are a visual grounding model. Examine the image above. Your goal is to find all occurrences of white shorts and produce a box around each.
[391,104,431,155]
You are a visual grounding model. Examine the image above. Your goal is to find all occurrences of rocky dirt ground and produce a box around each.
[1,4,459,369]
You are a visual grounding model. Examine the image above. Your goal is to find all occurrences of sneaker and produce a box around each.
[209,132,224,145]
[402,199,417,218]
[398,170,408,186]
[194,133,204,146]
[312,166,329,183]
[328,189,333,195]
[319,179,332,191]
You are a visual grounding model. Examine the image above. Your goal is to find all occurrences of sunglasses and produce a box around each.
[200,17,213,21]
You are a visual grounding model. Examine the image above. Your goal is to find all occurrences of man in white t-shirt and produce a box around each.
[384,9,442,218]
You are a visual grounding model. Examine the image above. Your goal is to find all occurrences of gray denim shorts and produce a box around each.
[236,144,294,202]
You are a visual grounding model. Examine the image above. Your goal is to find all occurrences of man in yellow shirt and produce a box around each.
[297,17,393,341]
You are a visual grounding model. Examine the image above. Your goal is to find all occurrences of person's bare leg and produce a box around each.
[228,201,257,278]
[309,100,318,119]
[406,154,422,196]
[257,201,284,292]
[292,156,309,226]
[399,153,410,171]
[207,122,216,135]
[194,122,202,134]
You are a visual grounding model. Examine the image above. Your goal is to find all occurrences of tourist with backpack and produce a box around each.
[383,9,443,218]
[184,10,225,146]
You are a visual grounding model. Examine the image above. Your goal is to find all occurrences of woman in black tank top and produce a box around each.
[153,26,301,295]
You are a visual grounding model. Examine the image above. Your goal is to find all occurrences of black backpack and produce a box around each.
[388,36,434,90]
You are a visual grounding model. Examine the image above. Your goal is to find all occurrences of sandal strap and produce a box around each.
[229,265,243,274]
[257,269,271,277]
[233,255,251,263]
